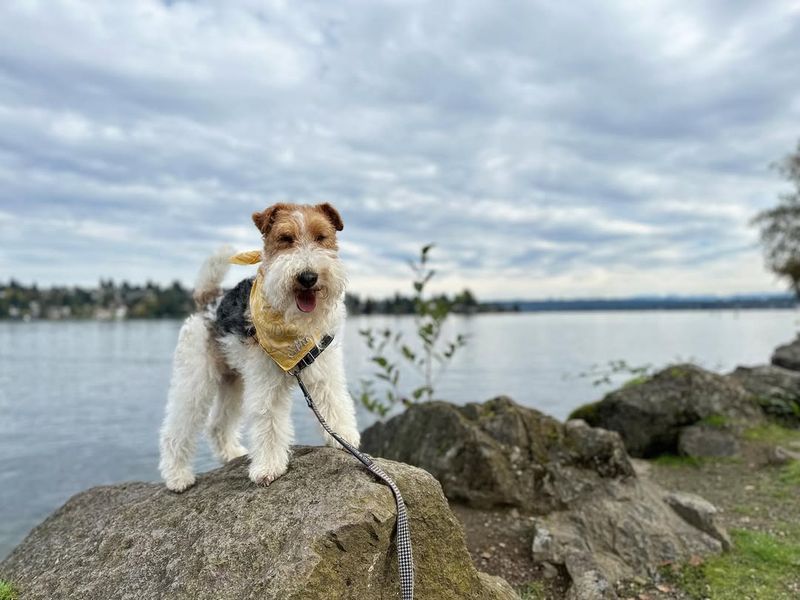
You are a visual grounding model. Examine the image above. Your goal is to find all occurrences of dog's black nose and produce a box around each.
[297,271,318,289]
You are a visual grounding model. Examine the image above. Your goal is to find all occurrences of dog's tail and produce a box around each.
[193,245,233,310]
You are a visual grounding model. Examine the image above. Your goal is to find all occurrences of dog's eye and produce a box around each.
[315,235,326,243]
[278,235,294,245]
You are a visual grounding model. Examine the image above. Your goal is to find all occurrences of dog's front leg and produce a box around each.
[305,346,361,450]
[242,352,295,486]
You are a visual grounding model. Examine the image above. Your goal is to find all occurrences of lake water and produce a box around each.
[0,310,796,558]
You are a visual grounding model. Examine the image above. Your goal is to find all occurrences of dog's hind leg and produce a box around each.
[159,315,219,492]
[207,374,247,463]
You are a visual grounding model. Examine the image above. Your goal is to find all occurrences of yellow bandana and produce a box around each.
[229,250,262,265]
[230,250,323,372]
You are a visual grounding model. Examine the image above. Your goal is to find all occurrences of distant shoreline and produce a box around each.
[1,278,795,321]
[494,296,797,312]
[0,303,796,323]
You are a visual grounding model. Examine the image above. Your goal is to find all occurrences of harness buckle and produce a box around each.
[289,334,335,375]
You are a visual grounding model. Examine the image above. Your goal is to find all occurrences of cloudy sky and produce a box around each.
[1,0,799,300]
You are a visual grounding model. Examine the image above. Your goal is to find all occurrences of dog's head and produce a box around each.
[252,202,346,325]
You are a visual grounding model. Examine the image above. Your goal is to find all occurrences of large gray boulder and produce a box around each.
[0,447,517,600]
[362,396,634,512]
[729,364,800,426]
[772,335,800,371]
[569,364,762,457]
[362,398,724,597]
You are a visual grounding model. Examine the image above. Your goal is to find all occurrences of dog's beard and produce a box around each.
[262,250,345,319]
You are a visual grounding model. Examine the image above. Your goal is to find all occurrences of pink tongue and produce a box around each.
[296,290,317,313]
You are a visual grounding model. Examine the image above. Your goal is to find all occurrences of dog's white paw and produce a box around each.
[164,469,196,493]
[221,444,248,463]
[249,461,288,487]
[325,428,360,450]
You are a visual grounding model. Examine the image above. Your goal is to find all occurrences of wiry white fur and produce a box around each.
[158,314,222,492]
[194,245,233,302]
[159,240,359,492]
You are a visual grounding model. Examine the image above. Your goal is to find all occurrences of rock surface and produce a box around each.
[569,364,762,457]
[362,398,723,596]
[529,473,722,590]
[678,424,740,458]
[729,365,800,426]
[565,570,615,600]
[772,335,800,371]
[664,491,732,551]
[0,447,517,600]
[768,445,800,465]
[362,396,634,512]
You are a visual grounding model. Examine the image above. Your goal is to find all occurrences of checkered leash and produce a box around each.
[291,335,414,600]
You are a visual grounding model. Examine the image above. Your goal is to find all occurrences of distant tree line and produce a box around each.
[0,279,194,320]
[0,279,509,320]
[345,288,514,315]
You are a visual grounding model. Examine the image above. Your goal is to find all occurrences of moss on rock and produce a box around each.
[567,401,600,423]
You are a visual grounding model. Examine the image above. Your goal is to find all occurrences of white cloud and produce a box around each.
[0,0,798,298]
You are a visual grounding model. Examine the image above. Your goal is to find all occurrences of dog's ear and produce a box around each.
[315,203,344,232]
[252,203,291,235]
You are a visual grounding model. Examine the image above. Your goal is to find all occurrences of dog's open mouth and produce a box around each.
[295,289,317,313]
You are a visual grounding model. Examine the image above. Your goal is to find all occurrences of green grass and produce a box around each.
[732,504,759,517]
[668,529,800,599]
[0,580,18,600]
[517,581,547,600]
[779,460,800,486]
[744,423,800,445]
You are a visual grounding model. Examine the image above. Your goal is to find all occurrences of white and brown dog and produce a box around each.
[159,202,360,492]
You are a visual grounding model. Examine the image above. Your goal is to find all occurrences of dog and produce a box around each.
[158,202,360,492]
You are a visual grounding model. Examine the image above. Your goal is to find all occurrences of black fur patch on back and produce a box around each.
[214,277,255,339]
